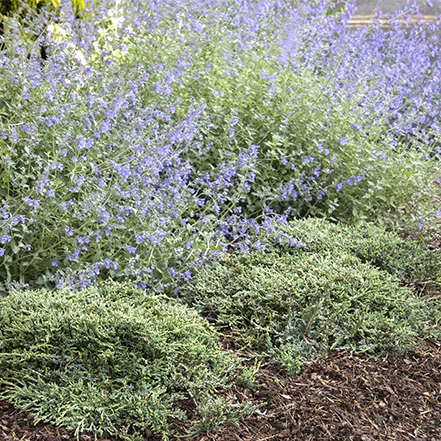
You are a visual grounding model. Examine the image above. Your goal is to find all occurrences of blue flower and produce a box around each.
[0,235,11,244]
[23,197,39,209]
[125,245,136,254]
[253,240,266,251]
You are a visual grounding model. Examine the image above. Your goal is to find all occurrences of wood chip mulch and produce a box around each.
[1,340,440,441]
[1,229,440,441]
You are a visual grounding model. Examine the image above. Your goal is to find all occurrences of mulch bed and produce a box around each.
[1,340,440,441]
[1,230,440,441]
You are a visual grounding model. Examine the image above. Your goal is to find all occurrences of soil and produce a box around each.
[1,256,440,441]
[1,340,440,441]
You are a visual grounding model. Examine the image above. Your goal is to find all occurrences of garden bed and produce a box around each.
[1,341,440,441]
[1,0,441,439]
[1,227,440,441]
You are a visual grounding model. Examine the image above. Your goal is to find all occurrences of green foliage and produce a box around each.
[177,219,441,375]
[0,0,87,17]
[0,0,16,17]
[0,281,254,439]
[257,218,441,282]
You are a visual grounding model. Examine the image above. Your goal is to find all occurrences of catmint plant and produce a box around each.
[0,0,440,296]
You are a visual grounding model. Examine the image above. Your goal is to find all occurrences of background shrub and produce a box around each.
[0,0,440,298]
[0,0,87,17]
[0,281,254,439]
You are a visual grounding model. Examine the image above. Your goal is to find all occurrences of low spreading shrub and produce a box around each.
[177,218,441,375]
[256,217,441,282]
[0,281,256,439]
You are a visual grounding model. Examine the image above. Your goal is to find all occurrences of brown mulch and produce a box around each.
[1,339,440,441]
[1,229,440,441]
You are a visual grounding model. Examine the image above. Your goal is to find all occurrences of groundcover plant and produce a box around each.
[0,281,257,439]
[0,0,440,437]
[179,218,441,375]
